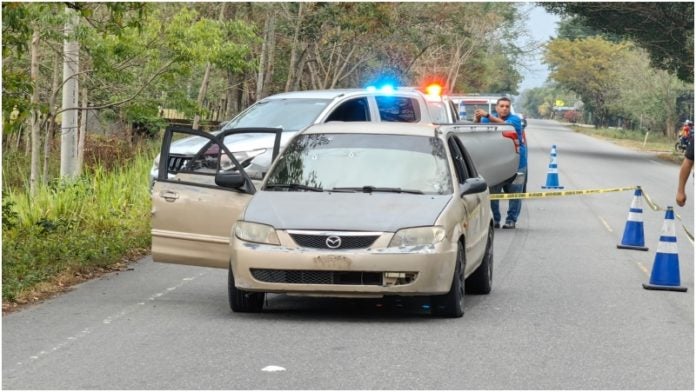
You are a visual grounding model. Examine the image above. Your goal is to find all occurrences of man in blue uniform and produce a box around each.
[475,97,527,229]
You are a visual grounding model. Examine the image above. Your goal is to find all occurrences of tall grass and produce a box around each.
[2,144,158,301]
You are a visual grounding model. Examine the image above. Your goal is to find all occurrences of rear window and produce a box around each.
[375,96,420,123]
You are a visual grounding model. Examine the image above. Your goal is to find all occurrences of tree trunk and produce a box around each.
[60,7,80,179]
[76,87,87,176]
[193,3,226,130]
[225,69,239,118]
[263,11,276,96]
[256,10,276,100]
[192,63,211,131]
[292,46,309,91]
[285,3,304,92]
[44,52,62,184]
[30,30,41,196]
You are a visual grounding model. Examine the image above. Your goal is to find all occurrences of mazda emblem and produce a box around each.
[326,235,342,249]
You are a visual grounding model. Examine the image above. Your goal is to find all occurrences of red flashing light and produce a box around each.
[425,83,442,97]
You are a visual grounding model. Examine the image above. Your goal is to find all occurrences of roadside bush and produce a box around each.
[1,146,157,302]
[563,110,579,123]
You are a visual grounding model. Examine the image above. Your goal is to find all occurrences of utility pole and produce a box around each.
[60,7,79,179]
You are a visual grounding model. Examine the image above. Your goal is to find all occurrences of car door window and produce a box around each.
[162,129,246,189]
[448,136,470,183]
[453,136,478,179]
[375,95,420,122]
[326,98,370,122]
[159,127,281,191]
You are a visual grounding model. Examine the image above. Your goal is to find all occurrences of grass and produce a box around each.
[2,140,158,306]
[569,124,683,163]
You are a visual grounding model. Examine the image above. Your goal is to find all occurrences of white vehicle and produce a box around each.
[151,87,445,182]
[152,87,520,188]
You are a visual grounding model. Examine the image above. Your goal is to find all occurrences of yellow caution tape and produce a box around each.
[642,189,694,245]
[487,185,693,245]
[489,186,637,200]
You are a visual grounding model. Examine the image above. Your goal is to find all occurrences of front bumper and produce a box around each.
[230,231,458,297]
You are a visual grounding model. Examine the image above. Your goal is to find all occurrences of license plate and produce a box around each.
[313,254,351,269]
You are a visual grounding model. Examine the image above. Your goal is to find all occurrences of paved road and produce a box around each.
[3,119,693,389]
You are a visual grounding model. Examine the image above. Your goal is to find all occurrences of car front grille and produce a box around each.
[288,233,379,249]
[251,269,383,285]
[167,154,192,173]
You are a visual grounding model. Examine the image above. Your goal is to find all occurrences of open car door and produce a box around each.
[151,126,281,268]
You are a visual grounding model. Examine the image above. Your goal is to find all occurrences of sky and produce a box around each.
[516,4,561,93]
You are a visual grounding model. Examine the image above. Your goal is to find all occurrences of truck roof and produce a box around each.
[302,121,438,137]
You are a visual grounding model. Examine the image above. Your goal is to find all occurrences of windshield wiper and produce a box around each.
[330,186,423,194]
[264,183,324,192]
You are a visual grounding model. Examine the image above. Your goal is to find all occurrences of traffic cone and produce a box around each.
[541,144,564,189]
[617,187,649,251]
[642,207,687,292]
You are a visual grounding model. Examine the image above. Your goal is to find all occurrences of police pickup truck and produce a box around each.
[152,86,520,189]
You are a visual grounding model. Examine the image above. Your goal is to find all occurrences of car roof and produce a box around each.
[301,121,439,137]
[263,88,427,101]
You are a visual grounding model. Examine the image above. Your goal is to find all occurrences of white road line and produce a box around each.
[636,262,650,277]
[262,365,287,372]
[598,216,613,233]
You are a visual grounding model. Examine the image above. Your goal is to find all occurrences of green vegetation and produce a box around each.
[542,2,694,83]
[2,143,156,302]
[524,3,694,137]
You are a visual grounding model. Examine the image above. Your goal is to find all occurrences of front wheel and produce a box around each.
[466,225,493,294]
[675,141,686,153]
[431,242,465,318]
[228,265,264,313]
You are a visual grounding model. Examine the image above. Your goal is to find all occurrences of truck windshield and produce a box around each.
[223,98,331,132]
[265,133,452,195]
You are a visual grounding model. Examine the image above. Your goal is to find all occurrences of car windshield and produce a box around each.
[223,98,331,132]
[264,133,452,195]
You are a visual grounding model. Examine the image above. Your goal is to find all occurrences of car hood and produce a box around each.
[243,192,452,232]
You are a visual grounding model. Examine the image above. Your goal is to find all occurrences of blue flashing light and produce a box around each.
[380,85,394,94]
[366,86,377,92]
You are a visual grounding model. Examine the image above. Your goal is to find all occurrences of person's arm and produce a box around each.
[676,158,693,206]
[676,140,694,206]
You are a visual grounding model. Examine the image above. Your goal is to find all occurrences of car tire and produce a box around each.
[228,265,264,313]
[466,225,494,294]
[431,242,465,318]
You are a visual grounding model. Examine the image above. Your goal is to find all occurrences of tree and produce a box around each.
[612,47,690,136]
[545,37,628,127]
[542,2,694,83]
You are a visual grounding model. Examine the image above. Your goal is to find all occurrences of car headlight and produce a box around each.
[389,226,446,247]
[234,221,280,245]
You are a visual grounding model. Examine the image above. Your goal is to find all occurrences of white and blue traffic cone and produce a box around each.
[541,144,564,189]
[642,207,687,292]
[617,187,649,251]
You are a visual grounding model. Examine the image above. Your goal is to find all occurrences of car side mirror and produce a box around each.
[215,172,246,189]
[460,177,488,197]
